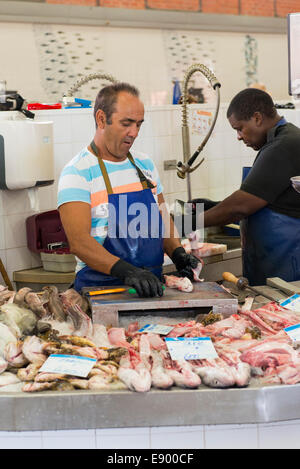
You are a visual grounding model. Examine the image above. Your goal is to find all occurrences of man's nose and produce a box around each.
[128,124,140,138]
[237,132,243,141]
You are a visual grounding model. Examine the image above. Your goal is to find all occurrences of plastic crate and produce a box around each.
[40,252,76,272]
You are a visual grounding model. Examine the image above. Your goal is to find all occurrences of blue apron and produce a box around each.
[74,143,164,292]
[240,118,300,286]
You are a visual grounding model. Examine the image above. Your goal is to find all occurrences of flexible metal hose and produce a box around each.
[178,64,221,200]
[64,73,118,98]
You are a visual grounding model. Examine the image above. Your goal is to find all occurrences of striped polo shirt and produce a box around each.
[57,147,163,272]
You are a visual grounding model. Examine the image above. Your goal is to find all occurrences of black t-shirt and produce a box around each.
[240,122,300,219]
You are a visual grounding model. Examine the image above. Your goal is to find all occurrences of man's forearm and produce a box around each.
[162,215,182,258]
[157,193,181,257]
[203,189,268,227]
[69,234,119,275]
[204,202,242,227]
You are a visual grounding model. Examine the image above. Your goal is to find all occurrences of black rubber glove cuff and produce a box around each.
[110,259,163,298]
[171,246,199,280]
[111,258,140,280]
[171,247,187,270]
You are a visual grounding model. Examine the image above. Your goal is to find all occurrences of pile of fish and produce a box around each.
[1,283,300,393]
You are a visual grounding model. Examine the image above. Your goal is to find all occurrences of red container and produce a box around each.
[26,210,69,253]
[27,103,62,110]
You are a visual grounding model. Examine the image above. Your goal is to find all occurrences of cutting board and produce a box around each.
[83,282,238,327]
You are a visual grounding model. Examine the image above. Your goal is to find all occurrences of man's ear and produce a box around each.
[253,111,263,127]
[95,109,106,129]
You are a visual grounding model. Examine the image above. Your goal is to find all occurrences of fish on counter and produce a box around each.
[0,303,37,337]
[181,234,227,258]
[0,371,21,388]
[163,250,204,292]
[164,275,193,292]
[14,287,48,317]
[0,286,15,306]
[1,284,300,393]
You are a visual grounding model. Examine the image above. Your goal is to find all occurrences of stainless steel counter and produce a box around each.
[4,250,298,434]
[0,380,299,432]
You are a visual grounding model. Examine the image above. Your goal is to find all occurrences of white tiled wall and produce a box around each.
[1,420,300,449]
[0,105,298,285]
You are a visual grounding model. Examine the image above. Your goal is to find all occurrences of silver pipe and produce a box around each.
[177,63,221,201]
[63,73,118,101]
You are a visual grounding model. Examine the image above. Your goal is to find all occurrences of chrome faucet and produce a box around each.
[63,72,118,104]
[177,64,221,201]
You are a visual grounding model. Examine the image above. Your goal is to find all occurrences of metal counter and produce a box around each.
[4,248,296,434]
[0,380,298,431]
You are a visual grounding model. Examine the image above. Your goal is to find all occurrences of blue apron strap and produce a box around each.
[275,117,287,127]
[242,167,251,181]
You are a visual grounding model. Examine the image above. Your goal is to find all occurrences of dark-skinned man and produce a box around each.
[58,83,200,297]
[192,88,300,286]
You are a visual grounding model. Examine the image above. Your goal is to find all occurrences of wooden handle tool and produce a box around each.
[222,271,281,304]
[0,257,14,291]
[222,272,248,289]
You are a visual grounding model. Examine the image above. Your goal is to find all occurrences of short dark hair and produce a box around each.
[226,88,277,121]
[94,82,140,126]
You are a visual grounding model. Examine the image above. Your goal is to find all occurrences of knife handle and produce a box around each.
[128,286,166,294]
[222,271,239,285]
[88,288,126,296]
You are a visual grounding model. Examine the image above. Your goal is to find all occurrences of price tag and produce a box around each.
[39,354,97,378]
[280,294,300,312]
[138,324,174,335]
[284,323,300,342]
[165,337,218,361]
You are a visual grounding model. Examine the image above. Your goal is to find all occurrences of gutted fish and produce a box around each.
[150,350,173,389]
[14,288,47,317]
[68,378,89,390]
[35,372,67,383]
[3,341,28,368]
[0,371,20,387]
[13,287,32,307]
[118,351,152,392]
[164,275,193,292]
[17,363,42,382]
[0,322,17,357]
[88,375,127,391]
[22,336,47,366]
[195,365,236,388]
[60,288,89,313]
[91,324,111,348]
[0,356,8,374]
[43,286,67,322]
[22,381,57,392]
[0,287,15,305]
[62,302,93,337]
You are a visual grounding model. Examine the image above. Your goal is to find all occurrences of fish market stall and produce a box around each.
[1,277,300,447]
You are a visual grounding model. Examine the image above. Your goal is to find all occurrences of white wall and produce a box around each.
[0,21,291,106]
[2,419,300,449]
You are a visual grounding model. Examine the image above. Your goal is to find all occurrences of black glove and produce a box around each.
[171,246,199,281]
[189,198,220,212]
[110,259,164,298]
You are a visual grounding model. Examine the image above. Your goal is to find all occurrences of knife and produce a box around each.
[222,272,281,304]
[87,286,166,296]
